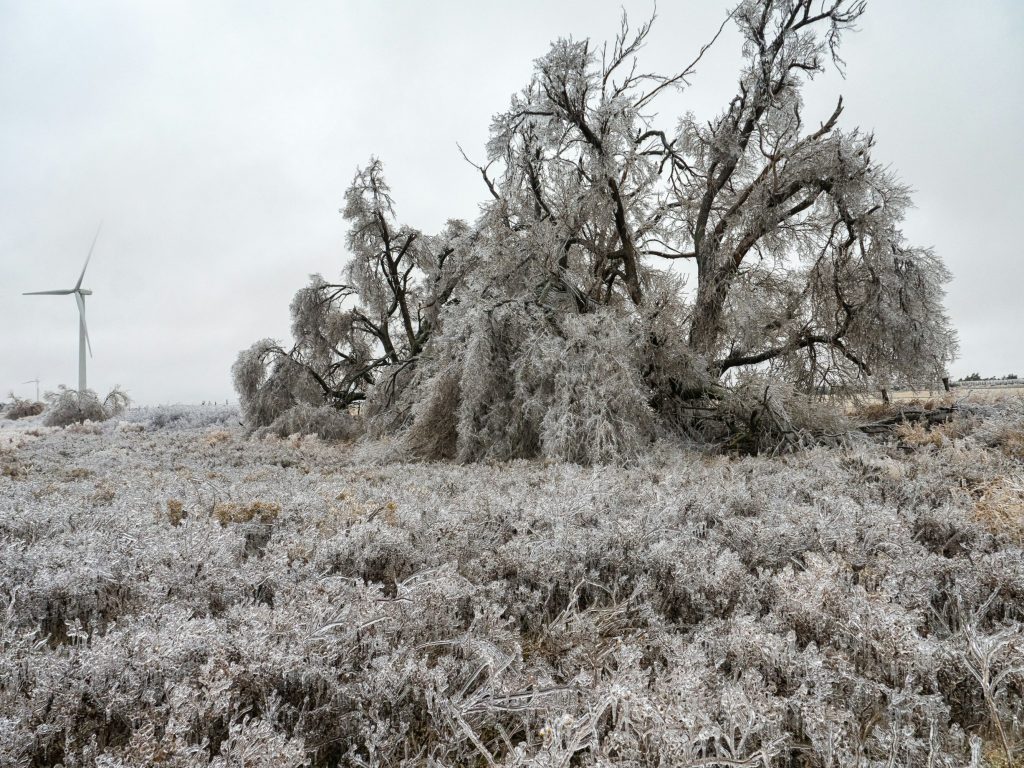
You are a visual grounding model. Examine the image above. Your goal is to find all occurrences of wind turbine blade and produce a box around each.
[23,289,74,295]
[75,292,93,357]
[75,222,102,290]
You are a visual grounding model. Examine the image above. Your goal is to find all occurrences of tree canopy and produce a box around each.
[235,0,957,462]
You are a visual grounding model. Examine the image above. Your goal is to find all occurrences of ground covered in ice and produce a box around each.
[2,403,1024,767]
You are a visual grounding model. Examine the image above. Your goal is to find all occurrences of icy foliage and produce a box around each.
[401,303,654,463]
[255,402,362,441]
[232,164,471,434]
[42,386,130,427]
[233,339,322,430]
[3,400,1024,765]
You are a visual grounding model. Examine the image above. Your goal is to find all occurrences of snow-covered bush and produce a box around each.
[129,403,240,431]
[3,394,44,420]
[42,386,129,427]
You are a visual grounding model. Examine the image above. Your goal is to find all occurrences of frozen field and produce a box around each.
[2,403,1024,766]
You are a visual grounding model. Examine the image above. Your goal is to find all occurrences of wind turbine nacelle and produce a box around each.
[78,289,93,295]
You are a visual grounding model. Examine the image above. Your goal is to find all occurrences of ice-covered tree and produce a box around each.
[233,160,471,431]
[236,0,956,459]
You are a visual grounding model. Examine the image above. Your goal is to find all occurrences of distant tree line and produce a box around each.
[961,373,1017,382]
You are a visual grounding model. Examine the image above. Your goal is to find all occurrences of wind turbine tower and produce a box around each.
[23,378,40,402]
[23,226,101,394]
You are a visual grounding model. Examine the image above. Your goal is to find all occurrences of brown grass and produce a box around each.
[987,426,1024,461]
[2,460,27,479]
[894,421,945,449]
[204,429,232,446]
[213,500,281,526]
[90,483,116,505]
[166,498,186,526]
[970,476,1024,544]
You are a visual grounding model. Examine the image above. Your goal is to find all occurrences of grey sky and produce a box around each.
[1,1,1021,404]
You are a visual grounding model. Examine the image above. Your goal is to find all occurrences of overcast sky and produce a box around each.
[1,1,1021,404]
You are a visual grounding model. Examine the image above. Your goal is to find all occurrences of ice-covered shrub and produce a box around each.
[713,375,853,454]
[42,386,129,427]
[255,402,361,441]
[131,403,240,431]
[3,394,45,420]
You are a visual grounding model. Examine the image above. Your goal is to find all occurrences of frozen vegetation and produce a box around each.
[0,3,997,763]
[2,400,1024,766]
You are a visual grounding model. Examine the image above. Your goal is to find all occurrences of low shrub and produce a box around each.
[138,403,240,431]
[255,402,362,441]
[43,387,130,427]
[3,394,45,420]
[4,395,1024,767]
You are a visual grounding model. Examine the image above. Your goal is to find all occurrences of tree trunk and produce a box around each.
[689,265,732,364]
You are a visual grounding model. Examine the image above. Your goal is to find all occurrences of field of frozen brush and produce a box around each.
[2,401,1024,767]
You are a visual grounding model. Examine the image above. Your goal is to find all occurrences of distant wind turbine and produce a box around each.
[22,377,40,402]
[23,225,101,393]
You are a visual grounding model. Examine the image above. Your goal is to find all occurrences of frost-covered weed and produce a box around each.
[1,400,1023,766]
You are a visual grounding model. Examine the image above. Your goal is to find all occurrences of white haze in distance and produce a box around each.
[0,1,1021,404]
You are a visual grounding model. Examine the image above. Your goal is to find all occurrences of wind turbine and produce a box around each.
[22,377,40,402]
[23,225,101,394]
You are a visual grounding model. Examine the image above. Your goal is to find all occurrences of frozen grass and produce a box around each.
[2,402,1024,766]
[119,402,241,431]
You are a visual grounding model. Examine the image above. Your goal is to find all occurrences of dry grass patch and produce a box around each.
[213,500,281,526]
[987,426,1024,461]
[90,483,116,505]
[894,421,945,449]
[204,429,232,446]
[969,475,1024,543]
[2,460,27,479]
[165,498,186,526]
